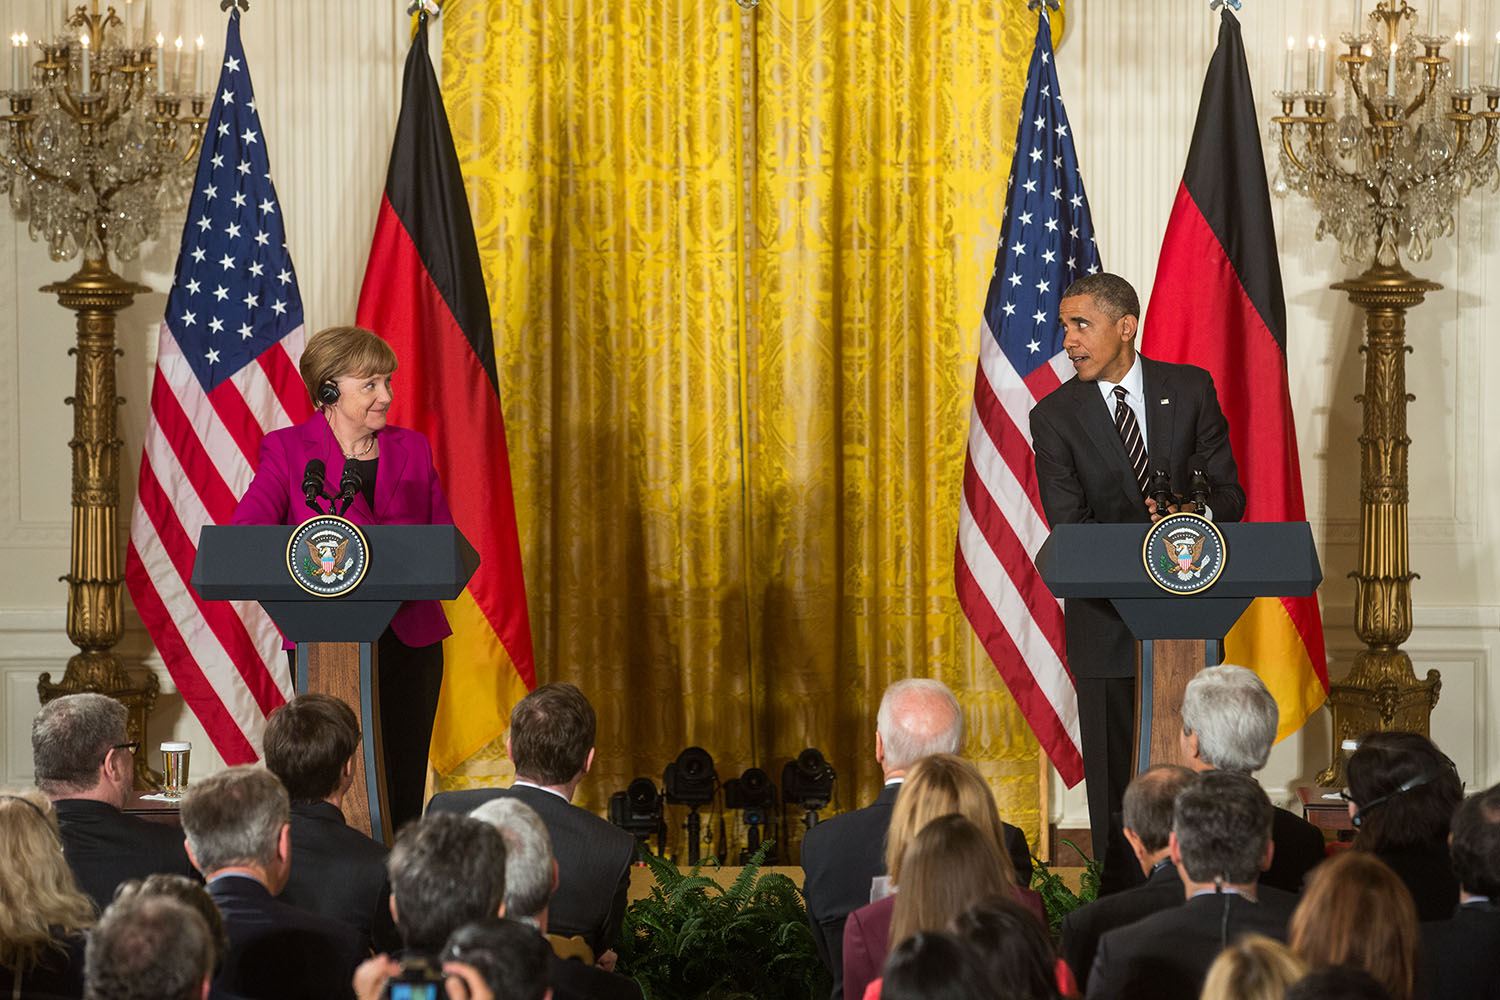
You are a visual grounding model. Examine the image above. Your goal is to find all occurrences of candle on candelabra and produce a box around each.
[1427,0,1439,36]
[46,3,53,42]
[1492,31,1499,87]
[1459,31,1470,90]
[1318,37,1328,91]
[1306,36,1317,91]
[1352,0,1361,36]
[155,32,163,92]
[79,33,89,96]
[173,35,181,91]
[143,0,151,40]
[19,33,26,89]
[1387,42,1398,96]
[124,0,133,47]
[1285,36,1295,91]
[194,35,203,92]
[10,34,19,91]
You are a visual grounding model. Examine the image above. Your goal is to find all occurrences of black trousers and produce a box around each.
[286,628,443,834]
[1076,674,1135,888]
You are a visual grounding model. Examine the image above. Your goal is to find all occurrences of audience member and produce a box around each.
[426,683,634,958]
[1179,665,1327,892]
[1200,934,1307,1000]
[1087,770,1297,1000]
[879,932,990,1000]
[800,678,1030,999]
[1423,782,1500,999]
[84,894,214,1000]
[32,693,195,910]
[952,896,1068,1000]
[1289,850,1420,1000]
[469,797,643,1000]
[842,754,1042,1000]
[387,812,509,958]
[0,789,94,999]
[442,918,554,1000]
[1344,730,1463,920]
[1059,764,1195,989]
[180,765,363,1000]
[109,875,229,980]
[1284,967,1394,1000]
[263,693,398,953]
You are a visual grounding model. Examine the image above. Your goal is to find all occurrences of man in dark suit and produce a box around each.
[1061,764,1195,991]
[1179,664,1326,894]
[1087,771,1298,1000]
[798,678,1032,999]
[32,693,196,911]
[471,796,644,1000]
[1030,272,1245,865]
[425,683,635,959]
[180,765,364,1000]
[262,692,399,954]
[1423,782,1500,999]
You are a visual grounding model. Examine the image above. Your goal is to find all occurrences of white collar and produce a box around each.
[512,779,572,803]
[1096,352,1144,403]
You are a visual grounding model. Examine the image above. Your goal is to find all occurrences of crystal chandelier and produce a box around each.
[2,1,208,262]
[1271,0,1499,267]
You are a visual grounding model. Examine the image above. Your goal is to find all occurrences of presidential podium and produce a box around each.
[192,524,479,843]
[1035,521,1321,771]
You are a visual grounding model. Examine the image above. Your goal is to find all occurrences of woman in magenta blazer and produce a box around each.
[232,325,453,828]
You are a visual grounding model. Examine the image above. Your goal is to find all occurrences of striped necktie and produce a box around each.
[1113,385,1150,496]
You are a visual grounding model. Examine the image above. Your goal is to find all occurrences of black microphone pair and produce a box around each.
[301,458,364,517]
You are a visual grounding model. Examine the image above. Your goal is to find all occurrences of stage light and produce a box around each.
[608,777,666,854]
[663,746,718,865]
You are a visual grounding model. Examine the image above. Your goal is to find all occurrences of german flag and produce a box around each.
[356,17,536,771]
[1142,10,1328,740]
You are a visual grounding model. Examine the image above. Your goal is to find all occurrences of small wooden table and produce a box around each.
[123,790,182,827]
[1298,786,1355,840]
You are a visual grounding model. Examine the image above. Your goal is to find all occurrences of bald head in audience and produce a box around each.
[875,678,964,780]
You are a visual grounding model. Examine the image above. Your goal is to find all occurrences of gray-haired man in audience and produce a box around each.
[470,797,644,1000]
[85,894,215,1000]
[1178,664,1326,893]
[33,693,194,910]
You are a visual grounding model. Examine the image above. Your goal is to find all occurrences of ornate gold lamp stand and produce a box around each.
[3,2,206,786]
[1270,0,1497,785]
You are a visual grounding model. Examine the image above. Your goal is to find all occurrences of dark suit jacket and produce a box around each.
[1422,899,1500,1000]
[208,874,364,1000]
[425,783,635,955]
[1262,806,1326,894]
[799,782,1032,999]
[279,800,398,954]
[1061,861,1183,991]
[1378,841,1461,923]
[53,797,197,913]
[550,952,645,1000]
[1087,886,1297,1000]
[1030,357,1244,678]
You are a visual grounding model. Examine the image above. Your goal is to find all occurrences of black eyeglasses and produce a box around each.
[103,741,139,764]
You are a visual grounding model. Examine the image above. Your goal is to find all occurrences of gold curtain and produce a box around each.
[439,0,1060,855]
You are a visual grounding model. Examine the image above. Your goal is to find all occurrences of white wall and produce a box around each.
[1049,0,1500,828]
[2,1,1496,824]
[0,0,409,785]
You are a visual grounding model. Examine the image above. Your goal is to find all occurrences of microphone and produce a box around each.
[301,459,327,515]
[1146,469,1174,513]
[1190,465,1212,511]
[336,459,363,517]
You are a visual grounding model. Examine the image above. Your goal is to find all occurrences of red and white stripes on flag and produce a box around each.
[954,11,1100,787]
[125,9,311,764]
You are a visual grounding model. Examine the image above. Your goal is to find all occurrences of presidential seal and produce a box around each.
[286,515,370,598]
[1142,512,1227,595]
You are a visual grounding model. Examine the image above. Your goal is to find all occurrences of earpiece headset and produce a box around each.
[1348,770,1438,828]
[318,380,340,405]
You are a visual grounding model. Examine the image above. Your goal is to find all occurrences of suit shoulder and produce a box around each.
[425,787,505,815]
[1030,376,1087,417]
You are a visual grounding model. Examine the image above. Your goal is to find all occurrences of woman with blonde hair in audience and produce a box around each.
[0,788,96,998]
[840,754,1047,1000]
[1289,850,1421,1000]
[1201,933,1307,1000]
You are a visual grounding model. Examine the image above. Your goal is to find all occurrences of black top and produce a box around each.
[1377,841,1462,922]
[1423,899,1500,1000]
[53,797,197,913]
[0,932,86,999]
[352,456,377,512]
[1061,861,1184,991]
[208,874,364,1000]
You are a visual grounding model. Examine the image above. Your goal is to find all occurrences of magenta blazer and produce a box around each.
[231,413,455,648]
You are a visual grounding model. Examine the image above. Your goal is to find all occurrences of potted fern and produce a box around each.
[615,842,832,1000]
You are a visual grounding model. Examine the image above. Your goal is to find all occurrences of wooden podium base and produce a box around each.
[297,642,392,844]
[1134,638,1221,773]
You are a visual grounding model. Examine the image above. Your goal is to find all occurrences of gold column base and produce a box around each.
[39,653,164,791]
[1316,647,1441,787]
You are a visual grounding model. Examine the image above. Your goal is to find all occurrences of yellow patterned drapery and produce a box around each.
[437,0,1063,857]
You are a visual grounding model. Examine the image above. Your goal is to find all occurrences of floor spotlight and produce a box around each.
[663,746,717,865]
[609,776,666,856]
[724,766,778,864]
[782,747,836,831]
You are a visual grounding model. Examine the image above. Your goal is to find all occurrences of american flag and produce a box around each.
[954,10,1100,787]
[125,9,310,764]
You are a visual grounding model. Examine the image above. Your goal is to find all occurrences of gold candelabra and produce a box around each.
[1269,1,1499,786]
[3,2,210,787]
